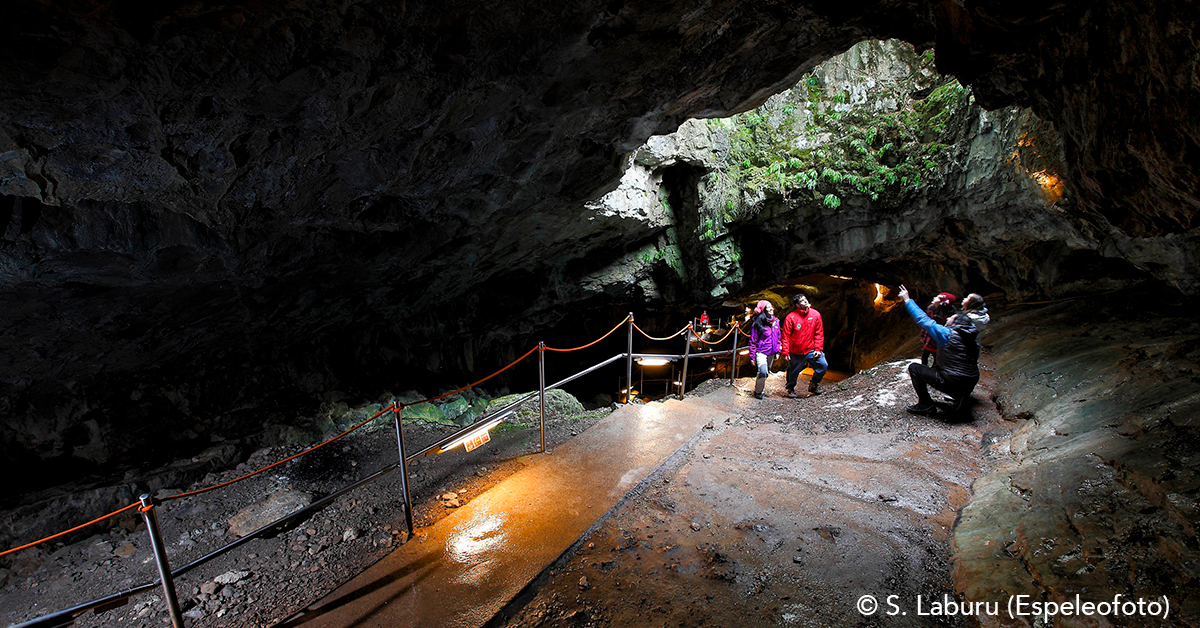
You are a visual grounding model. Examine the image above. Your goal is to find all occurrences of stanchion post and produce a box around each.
[139,494,184,628]
[730,325,739,385]
[625,313,634,403]
[538,342,546,453]
[680,326,691,400]
[392,400,414,538]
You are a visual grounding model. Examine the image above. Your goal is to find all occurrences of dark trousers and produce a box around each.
[786,352,827,391]
[921,349,937,367]
[908,363,978,406]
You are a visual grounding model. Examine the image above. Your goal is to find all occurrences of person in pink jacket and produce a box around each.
[781,294,826,397]
[747,300,781,399]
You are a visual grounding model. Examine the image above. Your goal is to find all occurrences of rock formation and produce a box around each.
[1,2,1198,614]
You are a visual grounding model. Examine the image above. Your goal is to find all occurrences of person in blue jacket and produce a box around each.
[898,285,981,416]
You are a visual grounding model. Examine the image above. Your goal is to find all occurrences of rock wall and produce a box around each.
[953,290,1200,626]
[0,1,1197,509]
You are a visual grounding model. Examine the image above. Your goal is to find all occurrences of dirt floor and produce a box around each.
[488,358,1007,628]
[2,355,1010,628]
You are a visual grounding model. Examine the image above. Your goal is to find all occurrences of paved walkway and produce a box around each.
[279,390,739,628]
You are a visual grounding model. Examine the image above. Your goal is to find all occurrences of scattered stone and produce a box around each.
[113,542,136,558]
[90,541,113,557]
[578,576,589,590]
[445,498,461,508]
[703,453,712,459]
[200,582,222,595]
[214,570,250,585]
[183,608,206,619]
[441,493,457,501]
[704,420,715,429]
[227,490,313,538]
[793,556,804,564]
[342,528,359,542]
[691,522,702,531]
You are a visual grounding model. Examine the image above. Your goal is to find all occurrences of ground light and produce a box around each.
[438,415,505,453]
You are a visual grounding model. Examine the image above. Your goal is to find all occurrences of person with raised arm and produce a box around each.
[898,285,981,416]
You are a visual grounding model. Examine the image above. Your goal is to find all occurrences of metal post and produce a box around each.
[680,327,691,400]
[625,313,634,403]
[538,342,546,453]
[139,494,184,628]
[392,400,414,538]
[729,325,739,385]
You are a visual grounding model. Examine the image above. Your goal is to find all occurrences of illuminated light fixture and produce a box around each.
[873,283,886,307]
[637,357,670,366]
[673,381,682,386]
[829,275,852,280]
[709,366,716,371]
[739,349,750,355]
[439,415,504,453]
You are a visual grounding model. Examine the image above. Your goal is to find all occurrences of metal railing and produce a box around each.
[6,313,743,628]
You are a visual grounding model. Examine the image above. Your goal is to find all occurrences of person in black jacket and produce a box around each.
[898,285,980,416]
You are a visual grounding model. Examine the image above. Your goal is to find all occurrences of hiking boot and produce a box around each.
[906,402,937,416]
[808,382,821,396]
[753,375,766,399]
[754,393,765,399]
[787,389,798,399]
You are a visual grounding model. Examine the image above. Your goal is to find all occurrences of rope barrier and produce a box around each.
[633,322,691,341]
[0,503,139,558]
[0,311,711,557]
[413,345,539,405]
[162,403,397,501]
[545,315,631,352]
[692,324,737,345]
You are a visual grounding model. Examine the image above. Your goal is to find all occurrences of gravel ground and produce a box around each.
[0,406,612,628]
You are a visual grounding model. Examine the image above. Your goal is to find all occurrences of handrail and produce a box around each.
[5,314,734,628]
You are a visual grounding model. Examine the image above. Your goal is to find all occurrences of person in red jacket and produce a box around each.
[781,294,827,397]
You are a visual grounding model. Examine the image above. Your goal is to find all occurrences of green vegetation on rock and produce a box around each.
[710,41,972,218]
[488,389,586,425]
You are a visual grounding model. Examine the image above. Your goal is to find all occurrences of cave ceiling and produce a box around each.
[0,0,1197,474]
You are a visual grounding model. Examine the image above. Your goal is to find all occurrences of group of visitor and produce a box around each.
[745,294,827,399]
[740,287,991,417]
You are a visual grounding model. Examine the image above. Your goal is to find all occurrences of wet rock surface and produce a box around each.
[493,360,1004,628]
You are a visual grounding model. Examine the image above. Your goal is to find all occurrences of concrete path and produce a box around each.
[278,390,739,628]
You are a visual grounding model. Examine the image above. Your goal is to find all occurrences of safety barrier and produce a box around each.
[4,313,745,628]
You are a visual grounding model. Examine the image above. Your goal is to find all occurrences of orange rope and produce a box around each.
[545,315,631,352]
[633,322,691,341]
[412,345,539,405]
[0,503,139,558]
[693,324,737,345]
[163,403,397,501]
[5,344,542,553]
